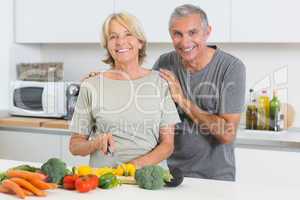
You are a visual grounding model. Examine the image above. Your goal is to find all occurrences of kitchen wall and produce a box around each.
[2,0,299,127]
[0,0,13,110]
[39,43,300,127]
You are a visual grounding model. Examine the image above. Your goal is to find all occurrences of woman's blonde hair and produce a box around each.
[101,12,147,67]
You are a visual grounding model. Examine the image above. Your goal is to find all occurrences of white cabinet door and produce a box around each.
[0,131,61,163]
[235,148,300,185]
[115,0,231,43]
[232,0,300,42]
[15,0,113,43]
[61,135,89,167]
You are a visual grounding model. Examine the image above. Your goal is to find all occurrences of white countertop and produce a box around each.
[236,128,300,150]
[238,128,300,142]
[0,159,298,200]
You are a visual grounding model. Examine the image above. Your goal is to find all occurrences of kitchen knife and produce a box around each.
[107,145,123,166]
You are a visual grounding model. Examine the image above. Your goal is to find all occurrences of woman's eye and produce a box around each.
[109,35,116,40]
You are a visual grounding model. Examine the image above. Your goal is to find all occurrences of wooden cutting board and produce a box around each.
[116,176,136,184]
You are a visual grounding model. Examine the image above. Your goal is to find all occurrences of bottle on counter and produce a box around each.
[257,90,270,130]
[270,90,281,131]
[246,89,257,130]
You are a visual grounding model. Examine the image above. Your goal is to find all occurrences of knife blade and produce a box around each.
[86,125,96,140]
[107,145,123,166]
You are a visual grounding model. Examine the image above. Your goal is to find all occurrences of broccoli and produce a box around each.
[41,158,70,184]
[135,165,172,190]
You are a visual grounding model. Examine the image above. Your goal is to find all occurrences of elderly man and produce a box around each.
[154,4,245,181]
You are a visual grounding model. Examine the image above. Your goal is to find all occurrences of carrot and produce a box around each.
[10,177,46,197]
[48,183,58,189]
[2,179,26,199]
[7,170,45,181]
[0,184,14,194]
[0,184,33,197]
[29,179,55,190]
[21,188,34,196]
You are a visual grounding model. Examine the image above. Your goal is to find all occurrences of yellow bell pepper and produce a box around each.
[76,165,93,176]
[114,164,127,176]
[125,163,136,177]
[93,167,114,177]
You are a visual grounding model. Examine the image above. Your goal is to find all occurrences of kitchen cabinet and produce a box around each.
[231,0,300,42]
[0,131,89,166]
[15,0,300,43]
[15,0,230,43]
[0,131,61,163]
[114,0,231,43]
[235,148,300,185]
[15,0,113,43]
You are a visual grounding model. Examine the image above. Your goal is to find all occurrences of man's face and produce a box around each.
[170,14,210,64]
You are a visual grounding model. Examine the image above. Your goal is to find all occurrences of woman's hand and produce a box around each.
[80,71,101,82]
[92,133,115,155]
[69,133,115,156]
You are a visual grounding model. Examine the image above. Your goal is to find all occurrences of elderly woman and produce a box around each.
[69,12,180,168]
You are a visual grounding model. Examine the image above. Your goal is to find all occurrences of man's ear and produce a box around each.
[204,25,212,41]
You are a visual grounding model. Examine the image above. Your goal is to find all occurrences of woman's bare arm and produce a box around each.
[69,133,115,156]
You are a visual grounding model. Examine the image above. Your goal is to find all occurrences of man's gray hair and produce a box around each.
[169,4,209,31]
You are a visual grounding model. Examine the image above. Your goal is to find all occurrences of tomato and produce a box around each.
[75,176,92,193]
[87,174,99,189]
[63,175,78,190]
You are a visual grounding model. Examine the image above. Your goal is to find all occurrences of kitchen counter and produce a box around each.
[1,115,300,150]
[236,128,300,150]
[0,116,71,135]
[0,116,69,129]
[0,159,298,200]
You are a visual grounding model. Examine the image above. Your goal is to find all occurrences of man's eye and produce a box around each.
[126,32,132,37]
[189,30,197,36]
[173,32,181,37]
[109,35,116,39]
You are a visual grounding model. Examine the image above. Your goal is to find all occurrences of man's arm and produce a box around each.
[159,68,242,144]
[178,98,240,144]
[129,125,175,168]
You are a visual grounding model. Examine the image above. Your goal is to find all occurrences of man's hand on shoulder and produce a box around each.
[159,69,185,105]
[80,71,101,82]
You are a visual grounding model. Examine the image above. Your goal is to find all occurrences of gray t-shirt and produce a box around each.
[69,71,181,167]
[153,46,246,181]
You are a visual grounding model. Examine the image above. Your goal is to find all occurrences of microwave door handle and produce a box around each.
[42,87,47,112]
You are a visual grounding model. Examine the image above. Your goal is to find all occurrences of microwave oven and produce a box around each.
[10,81,68,118]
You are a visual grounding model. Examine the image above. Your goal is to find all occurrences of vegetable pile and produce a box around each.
[0,157,185,198]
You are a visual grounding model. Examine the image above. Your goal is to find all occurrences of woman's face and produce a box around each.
[107,20,143,66]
